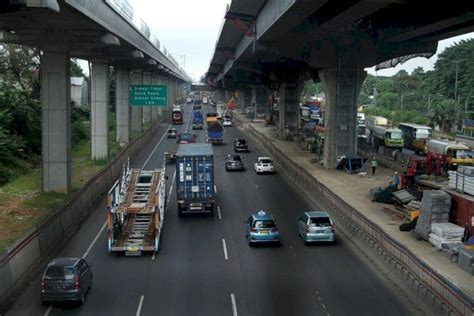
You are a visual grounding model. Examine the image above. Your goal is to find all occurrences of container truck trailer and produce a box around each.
[176,143,215,216]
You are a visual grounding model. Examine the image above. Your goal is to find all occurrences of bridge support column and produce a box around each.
[151,74,159,120]
[130,71,143,133]
[41,50,71,193]
[278,80,302,138]
[319,67,366,168]
[142,72,152,126]
[115,67,129,145]
[90,62,109,160]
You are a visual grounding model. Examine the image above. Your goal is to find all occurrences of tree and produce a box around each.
[430,98,456,132]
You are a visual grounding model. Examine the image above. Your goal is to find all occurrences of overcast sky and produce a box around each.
[79,2,473,81]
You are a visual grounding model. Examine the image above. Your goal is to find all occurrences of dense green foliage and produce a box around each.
[0,45,89,185]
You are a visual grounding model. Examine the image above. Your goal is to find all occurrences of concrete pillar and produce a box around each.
[278,81,302,137]
[90,62,109,160]
[130,71,143,133]
[41,50,71,193]
[151,74,159,120]
[255,86,270,117]
[115,67,129,144]
[319,67,366,168]
[142,72,152,126]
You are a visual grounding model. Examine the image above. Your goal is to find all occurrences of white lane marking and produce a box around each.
[165,170,177,213]
[82,221,107,258]
[44,306,52,316]
[136,295,144,316]
[214,185,217,194]
[217,206,222,220]
[141,125,171,169]
[230,293,238,316]
[222,238,228,260]
[151,252,156,261]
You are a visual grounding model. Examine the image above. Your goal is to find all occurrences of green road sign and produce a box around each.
[129,85,168,106]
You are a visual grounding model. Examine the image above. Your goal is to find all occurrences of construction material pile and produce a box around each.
[414,190,451,240]
[429,222,465,250]
[448,165,474,196]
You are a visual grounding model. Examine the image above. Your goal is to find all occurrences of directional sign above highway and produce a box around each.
[129,85,168,106]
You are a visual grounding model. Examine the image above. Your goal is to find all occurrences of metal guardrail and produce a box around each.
[245,124,473,316]
[0,115,169,309]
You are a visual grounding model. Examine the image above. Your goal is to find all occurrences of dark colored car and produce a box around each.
[41,257,93,306]
[167,128,177,138]
[225,154,244,171]
[177,133,197,144]
[234,139,249,152]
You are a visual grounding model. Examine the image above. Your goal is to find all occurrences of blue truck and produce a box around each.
[192,110,203,129]
[176,143,215,216]
[207,122,224,144]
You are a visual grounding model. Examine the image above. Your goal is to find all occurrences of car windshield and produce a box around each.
[309,217,332,227]
[45,267,75,280]
[253,220,276,228]
[260,159,272,164]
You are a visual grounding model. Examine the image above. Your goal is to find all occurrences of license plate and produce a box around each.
[128,246,139,252]
[260,230,269,234]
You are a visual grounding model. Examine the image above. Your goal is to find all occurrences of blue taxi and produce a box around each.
[245,210,280,246]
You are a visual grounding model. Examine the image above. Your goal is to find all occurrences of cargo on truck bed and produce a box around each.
[107,159,166,256]
[176,143,215,216]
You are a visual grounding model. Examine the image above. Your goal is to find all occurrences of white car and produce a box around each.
[173,105,181,111]
[254,157,274,174]
[203,97,208,104]
[186,97,192,103]
[223,119,232,127]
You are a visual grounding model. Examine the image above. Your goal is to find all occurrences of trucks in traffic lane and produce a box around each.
[107,160,166,256]
[172,109,183,124]
[176,143,215,216]
[192,110,204,129]
[207,122,224,144]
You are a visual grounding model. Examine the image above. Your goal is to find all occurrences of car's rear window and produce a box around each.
[260,159,272,164]
[253,220,276,228]
[232,156,242,161]
[180,134,194,141]
[310,217,331,227]
[45,267,75,280]
[237,139,246,144]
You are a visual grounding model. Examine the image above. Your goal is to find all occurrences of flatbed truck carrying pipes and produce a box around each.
[107,159,166,256]
[176,143,215,217]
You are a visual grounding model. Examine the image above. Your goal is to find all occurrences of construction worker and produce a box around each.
[371,157,378,176]
[390,171,400,188]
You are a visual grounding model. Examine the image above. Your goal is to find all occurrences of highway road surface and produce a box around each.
[6,104,417,316]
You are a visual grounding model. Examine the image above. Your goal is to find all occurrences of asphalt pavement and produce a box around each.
[5,104,417,316]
